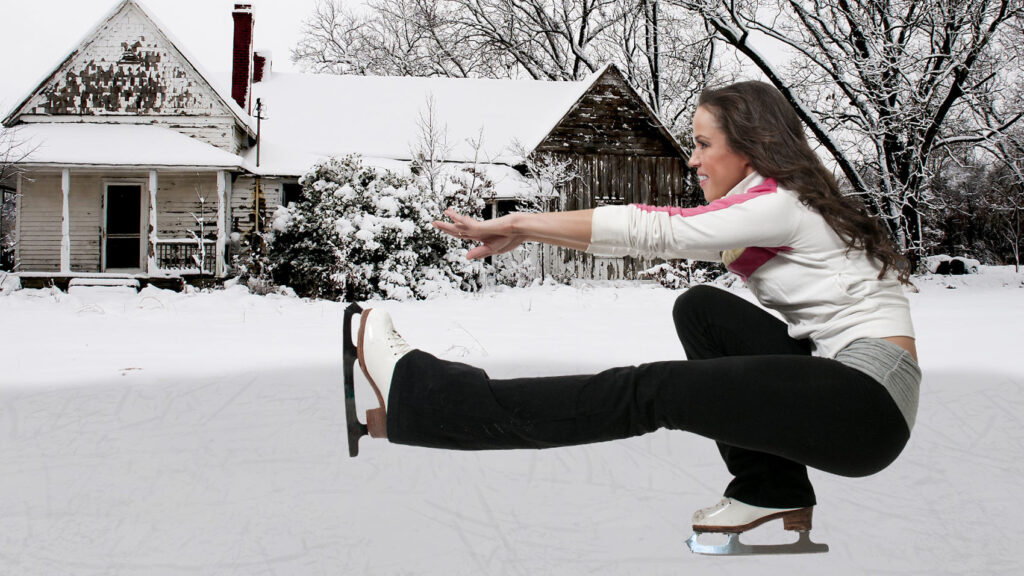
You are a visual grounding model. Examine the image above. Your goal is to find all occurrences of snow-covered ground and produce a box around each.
[1,268,1022,575]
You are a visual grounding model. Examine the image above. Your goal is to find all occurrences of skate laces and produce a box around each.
[693,498,732,522]
[386,327,413,356]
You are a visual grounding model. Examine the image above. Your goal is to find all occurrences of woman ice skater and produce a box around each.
[347,81,921,555]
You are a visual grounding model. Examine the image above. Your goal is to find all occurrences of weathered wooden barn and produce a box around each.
[2,0,694,288]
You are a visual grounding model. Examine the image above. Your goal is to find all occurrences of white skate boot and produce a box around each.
[355,307,413,439]
[685,498,829,555]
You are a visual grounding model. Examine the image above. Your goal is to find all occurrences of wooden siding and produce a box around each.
[18,174,62,272]
[19,172,105,272]
[544,154,698,280]
[69,174,104,271]
[231,177,282,236]
[155,173,222,240]
[558,154,692,210]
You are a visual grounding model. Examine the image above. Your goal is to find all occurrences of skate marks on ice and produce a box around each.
[0,364,356,574]
[4,281,1024,574]
[805,368,1024,575]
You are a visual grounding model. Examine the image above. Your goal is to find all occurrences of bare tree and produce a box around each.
[292,0,509,77]
[609,1,721,129]
[1,125,36,271]
[291,1,375,75]
[977,135,1024,271]
[410,94,452,196]
[674,0,1022,267]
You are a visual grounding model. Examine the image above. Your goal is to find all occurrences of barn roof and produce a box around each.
[246,67,607,175]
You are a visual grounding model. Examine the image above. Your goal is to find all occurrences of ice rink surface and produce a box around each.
[2,269,1022,575]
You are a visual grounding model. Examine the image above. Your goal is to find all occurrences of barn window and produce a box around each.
[484,199,523,220]
[594,196,625,207]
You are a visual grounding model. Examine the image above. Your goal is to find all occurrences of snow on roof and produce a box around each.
[16,123,245,169]
[247,69,602,175]
[325,155,538,199]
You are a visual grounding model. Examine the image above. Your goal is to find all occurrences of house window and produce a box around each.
[282,182,304,206]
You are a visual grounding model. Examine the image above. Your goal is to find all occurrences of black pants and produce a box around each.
[386,285,910,508]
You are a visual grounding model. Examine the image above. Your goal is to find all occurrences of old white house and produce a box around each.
[2,0,691,289]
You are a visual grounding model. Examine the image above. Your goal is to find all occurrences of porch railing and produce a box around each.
[155,239,216,275]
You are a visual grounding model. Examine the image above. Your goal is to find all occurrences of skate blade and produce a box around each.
[686,531,829,556]
[343,302,368,457]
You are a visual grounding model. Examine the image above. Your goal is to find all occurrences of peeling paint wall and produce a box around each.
[20,4,241,152]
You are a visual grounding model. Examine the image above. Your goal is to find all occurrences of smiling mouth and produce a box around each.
[698,175,708,186]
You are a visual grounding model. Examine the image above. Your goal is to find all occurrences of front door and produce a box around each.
[104,184,143,271]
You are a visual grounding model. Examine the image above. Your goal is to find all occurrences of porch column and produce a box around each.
[147,170,158,274]
[14,172,22,270]
[216,170,227,277]
[60,168,70,273]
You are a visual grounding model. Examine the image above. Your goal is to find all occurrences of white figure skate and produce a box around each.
[685,498,829,555]
[342,303,412,456]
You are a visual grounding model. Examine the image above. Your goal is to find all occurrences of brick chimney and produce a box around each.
[231,4,254,113]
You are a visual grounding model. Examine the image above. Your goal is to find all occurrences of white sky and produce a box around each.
[0,0,325,117]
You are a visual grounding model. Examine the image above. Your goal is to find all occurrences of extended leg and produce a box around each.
[385,347,908,477]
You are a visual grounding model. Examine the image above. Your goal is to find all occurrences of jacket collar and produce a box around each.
[724,172,766,199]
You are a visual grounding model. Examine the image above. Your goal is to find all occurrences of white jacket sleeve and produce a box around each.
[586,192,801,260]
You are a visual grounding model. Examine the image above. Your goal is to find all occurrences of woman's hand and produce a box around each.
[433,209,526,260]
[434,207,595,259]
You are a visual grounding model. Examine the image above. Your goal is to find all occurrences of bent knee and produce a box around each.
[673,285,728,335]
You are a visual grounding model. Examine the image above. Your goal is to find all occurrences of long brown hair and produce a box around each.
[697,81,910,284]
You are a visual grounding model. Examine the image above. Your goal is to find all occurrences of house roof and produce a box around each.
[4,0,687,187]
[15,123,245,169]
[1,0,255,138]
[246,68,605,175]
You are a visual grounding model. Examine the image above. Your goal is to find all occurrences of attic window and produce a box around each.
[119,42,142,64]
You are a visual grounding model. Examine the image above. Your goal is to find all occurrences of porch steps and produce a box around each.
[14,273,187,292]
[69,276,141,289]
[68,277,141,293]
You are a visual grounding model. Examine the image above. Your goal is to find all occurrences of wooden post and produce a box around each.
[148,170,158,274]
[60,168,70,273]
[216,170,227,277]
[14,172,22,270]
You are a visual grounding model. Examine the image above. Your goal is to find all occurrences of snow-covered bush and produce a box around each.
[639,260,727,289]
[263,155,489,301]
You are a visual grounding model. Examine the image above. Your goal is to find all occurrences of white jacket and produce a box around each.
[587,172,915,358]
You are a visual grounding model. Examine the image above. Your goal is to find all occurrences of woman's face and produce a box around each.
[688,106,755,202]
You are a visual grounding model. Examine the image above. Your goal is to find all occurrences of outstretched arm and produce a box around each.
[433,208,593,260]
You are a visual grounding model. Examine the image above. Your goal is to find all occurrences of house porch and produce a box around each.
[14,167,233,280]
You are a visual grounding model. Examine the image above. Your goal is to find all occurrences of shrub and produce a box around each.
[263,155,489,301]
